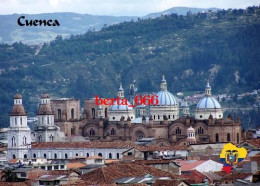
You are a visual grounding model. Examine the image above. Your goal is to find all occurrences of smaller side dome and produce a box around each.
[41,93,50,99]
[37,104,54,115]
[9,105,27,116]
[187,126,195,133]
[14,94,22,99]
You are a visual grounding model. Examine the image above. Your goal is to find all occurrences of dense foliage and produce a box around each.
[0,6,260,127]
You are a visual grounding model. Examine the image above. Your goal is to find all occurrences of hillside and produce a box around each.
[0,7,219,44]
[0,6,260,127]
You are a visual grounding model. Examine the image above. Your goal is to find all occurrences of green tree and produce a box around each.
[1,168,18,182]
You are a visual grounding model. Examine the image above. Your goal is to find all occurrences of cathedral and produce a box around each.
[7,76,242,160]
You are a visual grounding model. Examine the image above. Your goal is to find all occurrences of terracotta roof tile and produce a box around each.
[81,162,178,185]
[244,139,260,148]
[153,179,188,186]
[182,170,206,184]
[66,162,86,169]
[223,172,252,180]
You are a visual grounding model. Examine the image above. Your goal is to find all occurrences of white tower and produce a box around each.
[117,83,124,98]
[7,94,31,160]
[35,93,60,142]
[97,105,104,118]
[182,102,190,117]
[187,126,196,145]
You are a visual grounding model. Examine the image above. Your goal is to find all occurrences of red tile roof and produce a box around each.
[222,172,252,180]
[153,179,188,186]
[182,170,206,184]
[81,162,178,185]
[243,139,260,148]
[32,141,135,149]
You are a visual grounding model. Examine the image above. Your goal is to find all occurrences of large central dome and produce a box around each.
[156,91,178,106]
[155,75,178,106]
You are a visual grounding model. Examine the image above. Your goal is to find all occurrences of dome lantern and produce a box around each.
[160,75,167,91]
[205,80,212,96]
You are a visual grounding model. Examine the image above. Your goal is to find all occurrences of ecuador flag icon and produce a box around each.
[220,143,247,173]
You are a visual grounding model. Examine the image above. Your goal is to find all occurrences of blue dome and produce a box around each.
[110,99,133,111]
[156,91,178,106]
[196,97,221,109]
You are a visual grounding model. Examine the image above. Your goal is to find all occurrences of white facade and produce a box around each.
[7,94,32,160]
[195,81,223,120]
[150,75,179,122]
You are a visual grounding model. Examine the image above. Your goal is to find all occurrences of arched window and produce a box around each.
[98,153,102,157]
[90,128,95,136]
[38,135,42,142]
[227,133,231,142]
[158,115,160,119]
[216,133,219,142]
[198,127,204,134]
[65,153,68,159]
[47,116,49,124]
[92,108,96,119]
[71,127,75,135]
[86,153,89,157]
[20,117,22,125]
[49,135,54,142]
[71,108,74,119]
[117,153,120,159]
[23,136,27,145]
[24,154,27,159]
[173,115,175,119]
[111,128,116,136]
[237,133,239,144]
[44,153,47,158]
[12,136,15,146]
[105,108,108,118]
[168,115,170,119]
[154,115,155,120]
[176,127,181,134]
[15,118,17,125]
[33,153,36,158]
[54,153,57,159]
[42,117,44,124]
[58,109,61,119]
[12,154,16,159]
[109,153,112,159]
[76,153,78,157]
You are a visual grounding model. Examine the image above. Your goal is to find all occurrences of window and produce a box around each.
[47,166,52,170]
[158,115,160,119]
[105,108,108,118]
[176,127,181,134]
[22,136,27,145]
[60,165,65,169]
[109,153,112,159]
[15,118,17,125]
[44,153,47,158]
[54,153,57,159]
[58,109,61,119]
[47,116,49,124]
[198,127,204,134]
[65,153,68,159]
[227,133,231,142]
[95,159,102,163]
[86,153,89,157]
[127,152,133,156]
[237,133,239,144]
[24,154,27,159]
[76,153,78,157]
[111,128,116,135]
[12,136,15,146]
[90,128,95,136]
[33,153,36,158]
[154,115,155,120]
[113,117,115,120]
[71,108,74,119]
[49,135,54,142]
[168,115,170,119]
[38,135,42,142]
[173,115,175,119]
[20,173,26,177]
[219,115,221,118]
[216,133,219,142]
[200,115,202,118]
[54,165,59,170]
[20,117,22,125]
[92,108,96,119]
[98,153,102,157]
[42,117,44,124]
[12,154,16,159]
[117,153,120,159]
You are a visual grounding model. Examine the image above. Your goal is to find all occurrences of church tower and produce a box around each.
[187,126,196,145]
[117,82,124,98]
[34,93,60,142]
[7,94,31,160]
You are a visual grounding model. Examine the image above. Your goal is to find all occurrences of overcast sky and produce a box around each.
[0,0,260,16]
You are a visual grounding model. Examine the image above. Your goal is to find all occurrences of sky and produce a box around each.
[0,0,260,16]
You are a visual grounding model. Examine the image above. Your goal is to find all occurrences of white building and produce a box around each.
[195,81,223,120]
[150,75,179,122]
[7,94,31,160]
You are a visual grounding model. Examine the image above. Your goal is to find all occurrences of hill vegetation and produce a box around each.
[0,6,260,127]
